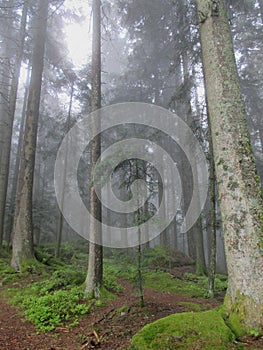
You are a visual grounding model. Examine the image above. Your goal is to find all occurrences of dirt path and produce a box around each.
[0,281,262,349]
[0,280,220,350]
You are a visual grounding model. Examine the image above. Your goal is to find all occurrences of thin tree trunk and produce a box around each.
[159,160,167,246]
[0,0,15,244]
[11,0,49,271]
[135,160,144,307]
[55,82,74,258]
[5,65,31,247]
[0,2,28,247]
[257,0,263,22]
[208,119,217,297]
[181,51,206,274]
[197,0,263,332]
[0,0,14,164]
[85,0,103,298]
[137,227,144,307]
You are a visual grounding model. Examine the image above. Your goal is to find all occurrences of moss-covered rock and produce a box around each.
[129,308,235,349]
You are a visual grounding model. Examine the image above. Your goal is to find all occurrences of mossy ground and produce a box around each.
[0,243,231,347]
[143,270,227,298]
[129,308,235,350]
[2,244,262,349]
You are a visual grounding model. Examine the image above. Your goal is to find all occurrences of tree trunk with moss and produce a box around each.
[11,0,49,271]
[84,0,103,298]
[196,0,263,333]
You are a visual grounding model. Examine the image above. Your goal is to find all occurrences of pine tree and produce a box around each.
[11,0,49,271]
[84,0,103,298]
[197,0,263,333]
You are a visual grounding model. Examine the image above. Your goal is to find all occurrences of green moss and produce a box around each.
[195,262,207,276]
[228,312,244,337]
[224,293,246,337]
[99,286,117,300]
[179,302,203,312]
[143,271,227,298]
[0,258,17,285]
[224,292,263,336]
[245,140,253,153]
[130,308,235,349]
[144,271,208,298]
[117,304,130,313]
[20,258,47,275]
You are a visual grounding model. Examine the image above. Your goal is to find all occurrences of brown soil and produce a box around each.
[0,271,262,350]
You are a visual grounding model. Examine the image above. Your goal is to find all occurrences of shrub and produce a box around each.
[22,287,91,331]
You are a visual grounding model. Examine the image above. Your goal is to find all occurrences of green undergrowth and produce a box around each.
[0,257,17,285]
[105,246,227,298]
[142,245,194,270]
[129,308,235,350]
[20,287,91,331]
[2,261,122,332]
[144,271,227,298]
[1,243,229,334]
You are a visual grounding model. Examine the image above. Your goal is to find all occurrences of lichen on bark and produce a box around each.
[197,0,263,333]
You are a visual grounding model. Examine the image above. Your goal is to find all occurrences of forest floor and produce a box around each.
[1,266,263,350]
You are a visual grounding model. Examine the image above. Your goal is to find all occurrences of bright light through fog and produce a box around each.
[63,0,92,68]
[65,23,91,68]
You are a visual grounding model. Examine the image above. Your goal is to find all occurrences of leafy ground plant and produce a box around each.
[22,287,91,331]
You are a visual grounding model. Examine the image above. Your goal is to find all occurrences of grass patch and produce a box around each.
[144,271,208,298]
[130,308,235,349]
[142,245,194,270]
[143,271,227,298]
[0,258,17,285]
[103,265,125,293]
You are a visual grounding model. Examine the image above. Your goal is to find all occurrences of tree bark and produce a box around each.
[208,117,217,297]
[182,51,206,274]
[55,82,74,258]
[0,0,15,164]
[257,0,263,23]
[197,0,263,333]
[85,0,103,298]
[11,0,49,271]
[5,64,31,247]
[0,1,28,247]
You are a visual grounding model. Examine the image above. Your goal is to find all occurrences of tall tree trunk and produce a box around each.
[159,157,167,246]
[197,0,263,333]
[55,82,74,258]
[85,0,103,298]
[181,51,206,274]
[0,0,15,164]
[0,0,14,243]
[5,64,31,247]
[258,0,263,23]
[135,160,144,307]
[11,0,49,271]
[0,1,28,247]
[208,117,217,297]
